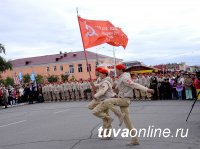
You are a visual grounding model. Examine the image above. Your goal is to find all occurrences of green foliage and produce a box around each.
[0,43,12,72]
[4,77,14,86]
[70,75,76,81]
[23,73,30,83]
[0,79,5,85]
[47,75,58,83]
[36,74,44,84]
[61,74,69,82]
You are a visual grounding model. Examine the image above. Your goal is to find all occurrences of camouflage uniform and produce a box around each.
[70,82,75,101]
[60,83,65,101]
[42,84,48,102]
[48,84,53,101]
[133,77,140,100]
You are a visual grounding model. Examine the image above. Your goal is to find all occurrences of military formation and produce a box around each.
[42,80,93,102]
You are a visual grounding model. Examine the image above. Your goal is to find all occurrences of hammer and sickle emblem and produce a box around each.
[84,21,98,37]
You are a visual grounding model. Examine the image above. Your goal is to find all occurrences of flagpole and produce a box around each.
[76,8,92,81]
[113,47,117,77]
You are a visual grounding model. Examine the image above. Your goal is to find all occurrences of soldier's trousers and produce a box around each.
[52,93,56,101]
[80,90,85,99]
[87,92,92,100]
[75,90,80,100]
[47,92,52,101]
[88,99,111,129]
[60,91,65,101]
[65,91,70,100]
[94,98,137,142]
[43,92,48,101]
[70,91,75,101]
[55,92,60,101]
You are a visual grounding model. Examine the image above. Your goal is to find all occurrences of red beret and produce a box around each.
[95,67,102,72]
[99,68,108,74]
[116,64,126,70]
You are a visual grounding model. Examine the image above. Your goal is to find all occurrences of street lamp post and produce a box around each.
[96,47,104,67]
[107,47,117,76]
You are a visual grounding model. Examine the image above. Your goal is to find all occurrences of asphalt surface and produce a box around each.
[0,100,200,149]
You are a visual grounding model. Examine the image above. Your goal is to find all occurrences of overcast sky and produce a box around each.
[0,0,200,66]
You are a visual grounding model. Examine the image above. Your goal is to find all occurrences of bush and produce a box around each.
[36,74,44,84]
[4,77,14,86]
[23,74,30,83]
[61,74,69,82]
[47,75,58,83]
[70,75,76,81]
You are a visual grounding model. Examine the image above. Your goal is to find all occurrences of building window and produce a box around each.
[87,64,91,72]
[60,65,63,71]
[54,66,57,71]
[46,66,50,72]
[69,65,74,73]
[78,64,82,72]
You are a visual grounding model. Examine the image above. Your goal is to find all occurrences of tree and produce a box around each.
[4,77,14,86]
[0,43,5,54]
[36,74,44,84]
[61,72,70,82]
[0,79,5,85]
[70,75,76,81]
[23,73,30,83]
[47,75,58,83]
[0,43,12,72]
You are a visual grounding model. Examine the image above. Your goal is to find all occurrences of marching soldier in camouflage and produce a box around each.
[97,64,154,145]
[91,68,119,139]
[88,67,113,138]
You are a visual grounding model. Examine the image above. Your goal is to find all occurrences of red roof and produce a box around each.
[11,51,116,67]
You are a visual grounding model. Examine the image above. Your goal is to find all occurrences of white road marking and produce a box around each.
[0,120,26,128]
[54,109,70,114]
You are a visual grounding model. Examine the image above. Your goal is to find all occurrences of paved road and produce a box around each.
[0,100,200,149]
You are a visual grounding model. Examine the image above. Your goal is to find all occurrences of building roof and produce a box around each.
[125,65,154,71]
[11,51,120,68]
[123,60,141,64]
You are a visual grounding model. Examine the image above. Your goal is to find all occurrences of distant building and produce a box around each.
[1,51,122,81]
[154,62,188,72]
[123,61,144,69]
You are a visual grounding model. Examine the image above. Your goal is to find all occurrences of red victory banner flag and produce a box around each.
[78,16,128,49]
